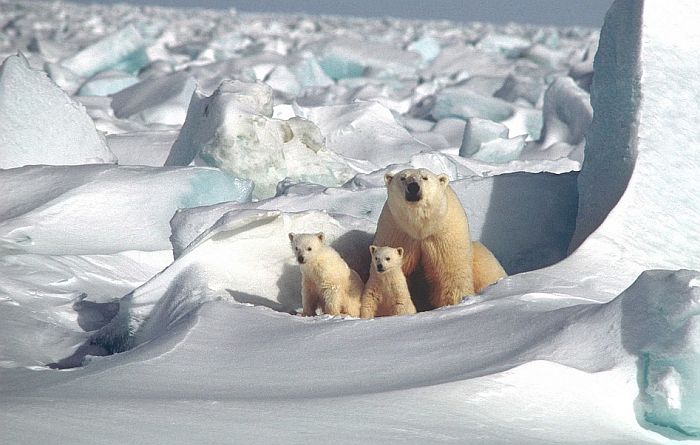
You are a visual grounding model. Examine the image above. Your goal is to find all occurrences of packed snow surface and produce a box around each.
[1,0,700,443]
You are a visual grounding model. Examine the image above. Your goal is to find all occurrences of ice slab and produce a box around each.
[520,76,592,163]
[407,35,441,63]
[477,33,531,58]
[471,135,527,164]
[460,117,510,157]
[494,73,545,107]
[0,54,116,169]
[167,80,355,198]
[78,70,139,96]
[61,24,149,78]
[0,165,252,255]
[310,37,421,80]
[110,71,197,126]
[296,101,429,169]
[432,87,514,122]
[106,130,179,166]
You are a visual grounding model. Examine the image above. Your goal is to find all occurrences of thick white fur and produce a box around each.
[361,245,416,318]
[373,168,506,309]
[289,232,363,317]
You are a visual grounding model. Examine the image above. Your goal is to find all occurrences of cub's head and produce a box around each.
[369,245,404,273]
[384,168,449,204]
[288,232,325,264]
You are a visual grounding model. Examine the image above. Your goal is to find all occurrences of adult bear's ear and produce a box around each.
[288,233,295,242]
[369,245,377,254]
[384,173,394,186]
[438,174,449,188]
[316,232,325,243]
[396,247,404,257]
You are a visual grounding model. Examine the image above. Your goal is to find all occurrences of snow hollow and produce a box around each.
[1,0,700,443]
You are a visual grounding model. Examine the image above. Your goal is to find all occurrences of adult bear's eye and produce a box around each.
[422,176,428,180]
[400,177,406,181]
[307,247,312,251]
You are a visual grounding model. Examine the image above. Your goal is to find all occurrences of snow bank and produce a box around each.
[0,165,252,255]
[618,270,700,437]
[93,210,374,352]
[0,54,116,168]
[561,0,700,291]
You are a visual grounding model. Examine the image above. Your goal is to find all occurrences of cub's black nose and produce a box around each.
[377,264,385,272]
[407,182,420,194]
[297,255,304,264]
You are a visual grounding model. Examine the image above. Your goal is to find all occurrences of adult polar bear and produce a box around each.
[373,168,506,311]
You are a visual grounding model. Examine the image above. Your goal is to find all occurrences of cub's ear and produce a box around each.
[288,233,295,242]
[316,232,325,243]
[438,174,449,187]
[369,245,377,254]
[384,173,394,186]
[396,247,404,257]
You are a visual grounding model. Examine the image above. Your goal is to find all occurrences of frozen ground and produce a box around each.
[1,0,700,443]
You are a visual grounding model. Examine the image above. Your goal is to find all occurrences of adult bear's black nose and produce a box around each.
[407,182,420,194]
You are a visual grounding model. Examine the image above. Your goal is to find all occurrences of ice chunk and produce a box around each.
[459,118,509,157]
[0,164,252,255]
[106,130,179,166]
[0,54,116,169]
[167,80,354,199]
[520,77,592,163]
[110,71,197,125]
[569,38,599,91]
[423,44,512,79]
[494,74,545,107]
[432,88,514,122]
[432,118,467,147]
[310,37,421,80]
[477,33,531,58]
[407,35,441,63]
[264,64,301,98]
[471,135,527,164]
[61,24,149,78]
[296,101,429,169]
[291,54,335,89]
[44,61,83,95]
[78,70,139,96]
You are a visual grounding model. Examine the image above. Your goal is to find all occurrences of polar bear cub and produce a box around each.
[361,245,416,318]
[288,232,363,317]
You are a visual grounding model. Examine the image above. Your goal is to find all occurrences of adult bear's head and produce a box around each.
[385,168,449,203]
[384,168,451,239]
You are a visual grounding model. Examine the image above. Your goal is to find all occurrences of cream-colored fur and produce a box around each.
[373,168,506,310]
[289,232,363,317]
[361,245,416,318]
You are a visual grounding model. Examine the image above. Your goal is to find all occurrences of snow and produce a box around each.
[2,0,700,443]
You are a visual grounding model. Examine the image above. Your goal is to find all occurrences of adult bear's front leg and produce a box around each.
[421,236,474,308]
